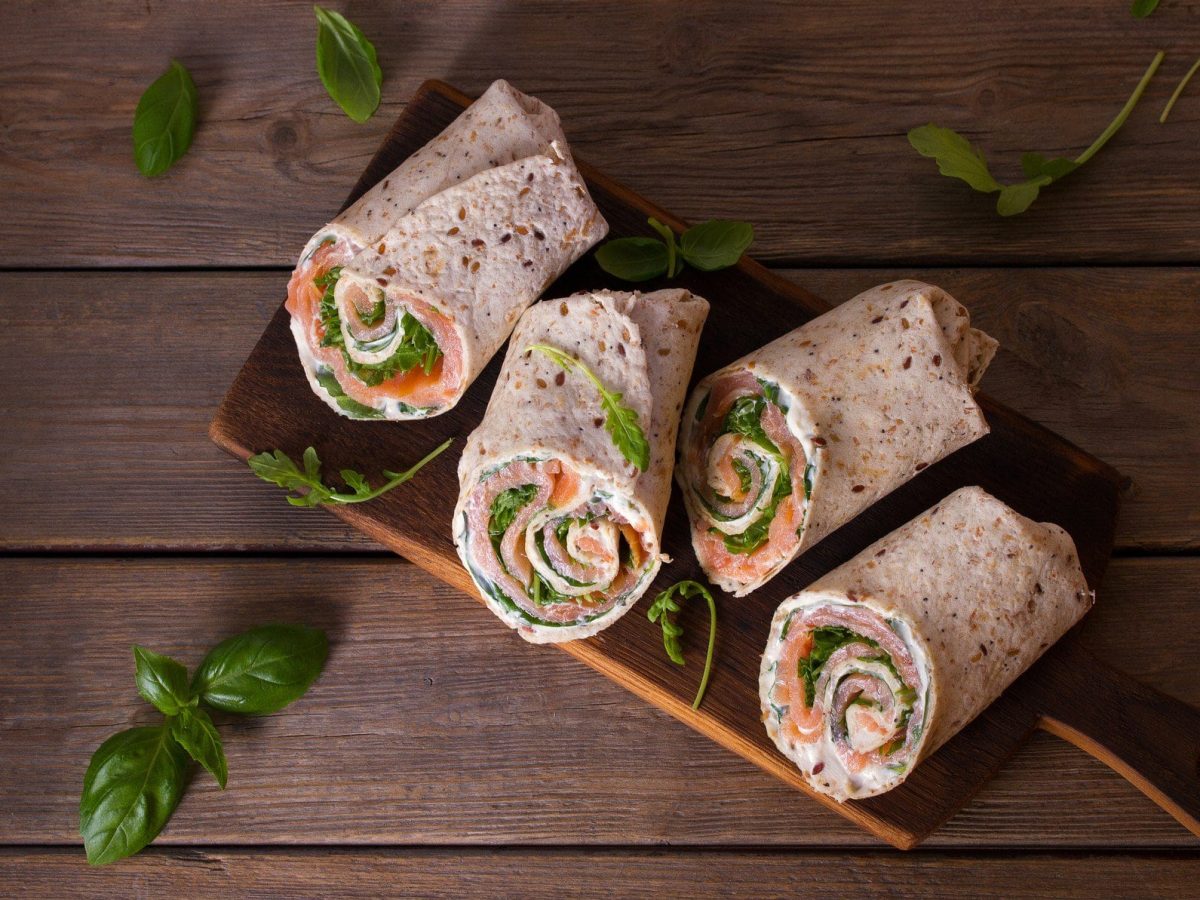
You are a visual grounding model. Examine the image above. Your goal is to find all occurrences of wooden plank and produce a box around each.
[2,267,1195,552]
[1,556,1195,848]
[3,1,1198,268]
[210,80,1131,849]
[3,848,1200,897]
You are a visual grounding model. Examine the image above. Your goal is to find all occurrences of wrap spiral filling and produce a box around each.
[285,236,462,416]
[767,603,927,783]
[683,371,812,582]
[462,459,654,627]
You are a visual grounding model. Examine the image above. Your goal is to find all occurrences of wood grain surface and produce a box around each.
[3,0,1199,889]
[4,848,1200,898]
[3,1,1198,268]
[1,557,1196,849]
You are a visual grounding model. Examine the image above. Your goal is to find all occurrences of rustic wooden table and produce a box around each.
[2,1,1198,895]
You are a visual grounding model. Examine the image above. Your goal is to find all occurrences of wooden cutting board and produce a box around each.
[211,80,1200,848]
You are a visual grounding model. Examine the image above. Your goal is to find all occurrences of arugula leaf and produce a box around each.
[716,396,794,554]
[80,725,190,865]
[248,438,451,507]
[908,51,1164,215]
[314,369,386,419]
[723,396,776,453]
[796,625,878,707]
[170,707,227,789]
[1131,0,1159,18]
[343,312,442,384]
[906,125,1001,192]
[314,6,382,123]
[133,646,192,716]
[679,220,755,271]
[313,266,443,382]
[594,237,669,282]
[595,217,753,281]
[489,484,538,545]
[1160,57,1200,124]
[360,296,388,326]
[731,458,754,495]
[132,60,197,177]
[803,462,815,500]
[647,580,719,709]
[527,344,650,471]
[316,266,346,349]
[192,624,328,715]
[717,471,790,554]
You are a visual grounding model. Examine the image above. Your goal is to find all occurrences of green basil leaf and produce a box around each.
[193,624,328,714]
[132,60,197,177]
[907,124,1002,193]
[595,237,669,282]
[80,725,190,866]
[1131,0,1159,18]
[170,707,228,789]
[314,6,382,123]
[679,220,754,271]
[133,646,192,716]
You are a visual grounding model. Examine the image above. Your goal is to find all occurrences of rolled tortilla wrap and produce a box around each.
[677,280,998,596]
[759,486,1093,801]
[285,79,606,419]
[289,79,570,286]
[454,289,710,643]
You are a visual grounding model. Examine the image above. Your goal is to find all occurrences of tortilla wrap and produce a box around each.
[760,485,1093,801]
[453,288,710,642]
[285,80,606,419]
[677,280,998,596]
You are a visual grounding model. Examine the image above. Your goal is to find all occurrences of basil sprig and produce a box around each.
[1131,0,1159,18]
[249,439,451,507]
[647,580,719,710]
[132,60,197,177]
[314,6,382,123]
[80,625,328,865]
[908,51,1164,216]
[596,217,754,282]
[527,344,650,471]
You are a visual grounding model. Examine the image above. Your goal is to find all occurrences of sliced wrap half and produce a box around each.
[454,289,710,643]
[286,79,606,419]
[759,486,1093,801]
[677,280,998,596]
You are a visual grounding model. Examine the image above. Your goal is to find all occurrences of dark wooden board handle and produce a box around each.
[1022,639,1200,837]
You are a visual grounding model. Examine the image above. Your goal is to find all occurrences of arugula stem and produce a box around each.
[528,343,597,392]
[1160,57,1200,124]
[692,589,717,710]
[1075,50,1164,165]
[327,437,452,503]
